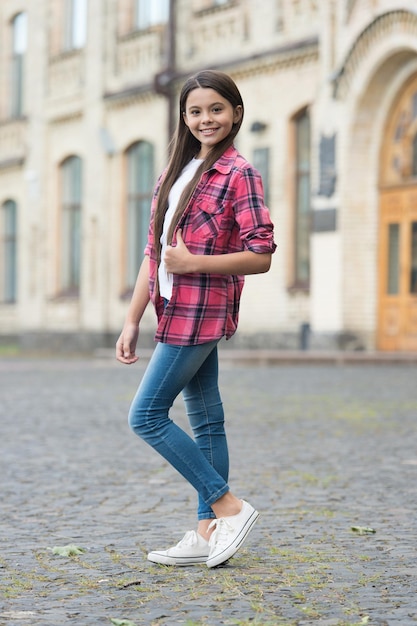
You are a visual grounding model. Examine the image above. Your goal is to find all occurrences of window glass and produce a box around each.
[135,0,169,29]
[410,222,417,295]
[383,80,417,185]
[387,223,400,295]
[412,133,417,177]
[11,12,27,116]
[61,156,82,292]
[12,13,27,54]
[412,92,417,121]
[2,200,18,303]
[253,148,270,206]
[65,0,87,50]
[126,142,154,289]
[294,110,311,286]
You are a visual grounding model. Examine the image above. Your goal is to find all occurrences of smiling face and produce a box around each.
[183,87,243,158]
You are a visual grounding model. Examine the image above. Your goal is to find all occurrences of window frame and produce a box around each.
[124,141,154,293]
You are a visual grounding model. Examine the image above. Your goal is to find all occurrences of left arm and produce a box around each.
[164,229,272,276]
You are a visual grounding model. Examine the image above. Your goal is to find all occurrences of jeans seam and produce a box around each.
[193,372,214,469]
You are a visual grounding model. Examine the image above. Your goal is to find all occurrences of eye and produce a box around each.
[212,106,223,113]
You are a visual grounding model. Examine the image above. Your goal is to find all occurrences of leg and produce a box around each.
[182,344,229,524]
[130,340,259,568]
[128,340,229,508]
[182,348,260,568]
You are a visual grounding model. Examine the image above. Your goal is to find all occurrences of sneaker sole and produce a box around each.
[206,509,259,568]
[147,553,208,566]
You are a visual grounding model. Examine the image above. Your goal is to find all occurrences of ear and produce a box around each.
[183,111,190,128]
[233,105,243,124]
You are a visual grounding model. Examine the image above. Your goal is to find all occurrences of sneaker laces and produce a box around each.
[208,518,234,548]
[176,530,198,548]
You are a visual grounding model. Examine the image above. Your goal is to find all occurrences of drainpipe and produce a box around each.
[154,0,177,142]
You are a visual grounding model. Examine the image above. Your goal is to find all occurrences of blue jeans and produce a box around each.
[128,340,230,520]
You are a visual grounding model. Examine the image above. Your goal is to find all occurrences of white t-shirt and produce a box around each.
[158,158,203,300]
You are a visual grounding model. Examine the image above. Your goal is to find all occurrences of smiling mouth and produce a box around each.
[200,128,219,135]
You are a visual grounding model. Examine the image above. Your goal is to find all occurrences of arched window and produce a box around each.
[11,12,27,117]
[1,200,18,303]
[293,108,311,288]
[126,141,154,289]
[61,156,82,294]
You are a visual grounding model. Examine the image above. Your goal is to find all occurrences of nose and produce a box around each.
[201,110,213,124]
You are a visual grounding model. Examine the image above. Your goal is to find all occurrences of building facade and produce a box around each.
[0,0,417,352]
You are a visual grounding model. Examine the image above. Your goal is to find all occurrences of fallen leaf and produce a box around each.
[51,544,86,557]
[351,526,376,535]
[110,620,137,626]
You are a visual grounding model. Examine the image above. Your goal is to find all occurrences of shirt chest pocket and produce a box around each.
[191,202,226,238]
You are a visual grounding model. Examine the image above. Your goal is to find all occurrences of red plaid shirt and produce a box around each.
[144,146,276,345]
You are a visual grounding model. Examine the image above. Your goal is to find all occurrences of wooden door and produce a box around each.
[378,74,417,351]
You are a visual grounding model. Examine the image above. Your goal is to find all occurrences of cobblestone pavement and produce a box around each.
[1,355,417,626]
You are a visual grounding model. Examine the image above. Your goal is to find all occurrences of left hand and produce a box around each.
[164,229,195,274]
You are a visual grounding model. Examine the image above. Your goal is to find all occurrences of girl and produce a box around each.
[116,70,276,568]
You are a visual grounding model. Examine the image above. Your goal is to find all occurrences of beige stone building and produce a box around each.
[1,0,417,352]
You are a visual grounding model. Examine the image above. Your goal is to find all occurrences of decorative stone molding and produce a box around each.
[222,36,319,81]
[103,83,159,111]
[189,3,248,59]
[192,0,238,18]
[104,36,318,110]
[288,0,319,26]
[0,118,27,167]
[116,28,165,83]
[47,110,83,125]
[48,50,85,99]
[332,10,417,99]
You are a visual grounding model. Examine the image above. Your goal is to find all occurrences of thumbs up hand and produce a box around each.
[164,230,195,274]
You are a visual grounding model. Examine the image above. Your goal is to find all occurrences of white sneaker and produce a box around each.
[206,500,259,568]
[147,530,210,566]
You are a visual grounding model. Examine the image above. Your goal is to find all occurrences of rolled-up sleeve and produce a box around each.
[232,167,276,254]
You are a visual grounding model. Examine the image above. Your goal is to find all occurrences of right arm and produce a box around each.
[116,255,150,364]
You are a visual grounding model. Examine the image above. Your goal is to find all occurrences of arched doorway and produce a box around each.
[378,73,417,350]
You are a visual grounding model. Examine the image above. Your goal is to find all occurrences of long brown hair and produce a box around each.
[153,70,244,259]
